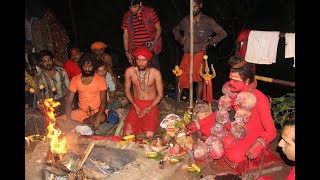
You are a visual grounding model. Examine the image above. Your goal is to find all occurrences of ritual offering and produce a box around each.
[146,152,164,160]
[166,125,177,137]
[146,152,158,158]
[168,157,179,164]
[123,134,135,141]
[149,138,169,152]
[160,114,181,129]
[186,163,201,173]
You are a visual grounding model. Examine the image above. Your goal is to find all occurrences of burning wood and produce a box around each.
[43,98,67,162]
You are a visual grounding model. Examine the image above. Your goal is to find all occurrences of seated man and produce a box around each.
[91,41,123,90]
[186,55,277,166]
[57,53,108,130]
[34,50,70,115]
[96,60,129,109]
[123,46,164,139]
[63,48,82,81]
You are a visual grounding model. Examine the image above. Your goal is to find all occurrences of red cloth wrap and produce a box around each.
[197,88,276,164]
[286,166,295,180]
[63,59,82,80]
[179,51,205,89]
[198,112,216,137]
[235,29,251,58]
[132,46,153,60]
[123,99,158,135]
[203,79,213,103]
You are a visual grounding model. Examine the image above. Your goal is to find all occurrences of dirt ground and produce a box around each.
[25,96,294,179]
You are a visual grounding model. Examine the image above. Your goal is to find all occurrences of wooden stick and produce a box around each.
[255,75,295,87]
[73,142,95,172]
[189,0,194,111]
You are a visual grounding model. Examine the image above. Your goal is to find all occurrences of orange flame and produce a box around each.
[44,98,67,160]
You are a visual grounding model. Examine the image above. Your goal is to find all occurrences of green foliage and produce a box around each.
[269,93,295,130]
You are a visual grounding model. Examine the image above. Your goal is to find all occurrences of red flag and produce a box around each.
[203,80,213,103]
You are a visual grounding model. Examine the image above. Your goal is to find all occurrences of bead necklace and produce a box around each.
[136,68,150,91]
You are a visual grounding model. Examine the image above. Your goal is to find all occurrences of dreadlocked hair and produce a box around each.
[78,53,99,71]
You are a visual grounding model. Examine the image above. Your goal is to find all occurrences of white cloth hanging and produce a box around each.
[285,33,295,67]
[245,30,280,65]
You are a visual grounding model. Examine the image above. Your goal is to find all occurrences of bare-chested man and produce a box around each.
[123,46,163,139]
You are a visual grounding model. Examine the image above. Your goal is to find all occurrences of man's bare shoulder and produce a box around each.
[125,66,136,74]
[150,68,162,79]
[150,67,161,75]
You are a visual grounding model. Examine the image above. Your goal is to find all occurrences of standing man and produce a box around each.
[172,0,227,102]
[123,47,163,139]
[121,0,162,70]
[278,119,295,180]
[34,50,70,113]
[57,53,108,130]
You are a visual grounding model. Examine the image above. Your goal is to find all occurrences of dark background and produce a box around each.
[25,0,295,99]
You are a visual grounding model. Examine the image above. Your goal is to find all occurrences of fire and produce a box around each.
[43,98,67,160]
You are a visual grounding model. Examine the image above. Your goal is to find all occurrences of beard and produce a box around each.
[193,10,200,16]
[43,64,54,70]
[81,69,95,77]
[137,66,147,71]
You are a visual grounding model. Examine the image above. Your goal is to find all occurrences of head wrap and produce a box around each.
[132,46,153,60]
[91,41,107,51]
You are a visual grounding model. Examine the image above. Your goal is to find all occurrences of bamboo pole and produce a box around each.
[189,0,194,109]
[255,75,295,87]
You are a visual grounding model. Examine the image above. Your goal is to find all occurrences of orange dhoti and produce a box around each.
[57,108,108,123]
[124,99,158,135]
[179,51,205,89]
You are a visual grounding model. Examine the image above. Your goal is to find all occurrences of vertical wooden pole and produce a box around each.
[189,0,194,109]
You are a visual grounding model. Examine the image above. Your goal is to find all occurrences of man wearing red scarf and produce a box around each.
[123,47,164,139]
[186,55,277,170]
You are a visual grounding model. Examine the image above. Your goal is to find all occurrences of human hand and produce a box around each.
[138,106,150,118]
[92,115,101,130]
[245,137,267,159]
[126,52,134,65]
[185,121,200,136]
[134,105,142,116]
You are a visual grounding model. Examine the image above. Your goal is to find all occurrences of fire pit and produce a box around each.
[44,144,138,179]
